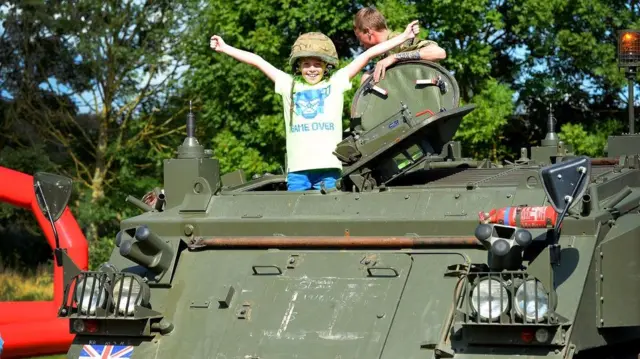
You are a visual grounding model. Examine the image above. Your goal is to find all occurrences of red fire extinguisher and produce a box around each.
[478,206,558,228]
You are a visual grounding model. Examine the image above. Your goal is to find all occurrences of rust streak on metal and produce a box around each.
[590,158,619,165]
[188,236,482,249]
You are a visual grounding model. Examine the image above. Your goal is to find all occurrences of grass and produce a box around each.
[0,264,54,301]
[1,265,64,358]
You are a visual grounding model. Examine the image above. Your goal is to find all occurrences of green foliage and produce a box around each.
[376,0,419,31]
[214,124,283,176]
[558,119,623,157]
[88,236,116,270]
[0,145,56,174]
[454,78,514,160]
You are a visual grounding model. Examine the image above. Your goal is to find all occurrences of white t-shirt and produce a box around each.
[275,68,352,173]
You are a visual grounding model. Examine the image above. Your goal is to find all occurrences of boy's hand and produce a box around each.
[403,20,420,40]
[210,35,227,52]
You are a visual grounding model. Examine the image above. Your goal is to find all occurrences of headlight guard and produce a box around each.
[112,274,151,316]
[455,270,561,326]
[74,276,108,315]
[514,279,550,322]
[469,277,510,321]
[59,270,159,320]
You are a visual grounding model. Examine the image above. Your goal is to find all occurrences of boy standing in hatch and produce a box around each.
[210,20,420,191]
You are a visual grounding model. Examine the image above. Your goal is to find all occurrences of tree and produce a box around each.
[381,0,639,159]
[2,0,191,243]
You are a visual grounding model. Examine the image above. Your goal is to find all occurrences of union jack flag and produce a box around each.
[79,344,133,358]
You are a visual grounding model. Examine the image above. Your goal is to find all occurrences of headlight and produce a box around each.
[470,278,509,321]
[515,279,549,321]
[112,275,149,315]
[75,277,107,315]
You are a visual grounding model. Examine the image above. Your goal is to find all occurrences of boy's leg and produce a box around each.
[310,169,342,190]
[287,171,312,191]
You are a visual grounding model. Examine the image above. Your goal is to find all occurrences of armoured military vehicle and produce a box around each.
[32,30,640,358]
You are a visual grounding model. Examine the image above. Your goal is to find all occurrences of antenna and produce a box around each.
[541,102,558,147]
[187,100,195,138]
[177,100,204,159]
[547,103,556,136]
[626,69,636,135]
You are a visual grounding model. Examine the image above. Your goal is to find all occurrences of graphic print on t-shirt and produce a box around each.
[293,85,331,119]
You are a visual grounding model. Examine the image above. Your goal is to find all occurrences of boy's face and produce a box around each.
[299,57,327,85]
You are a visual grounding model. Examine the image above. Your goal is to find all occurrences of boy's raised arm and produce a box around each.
[210,35,285,83]
[343,20,420,80]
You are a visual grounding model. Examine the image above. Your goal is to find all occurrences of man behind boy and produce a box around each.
[353,7,447,84]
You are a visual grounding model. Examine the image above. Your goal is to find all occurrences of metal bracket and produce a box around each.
[596,243,605,327]
[179,177,213,213]
[236,303,251,319]
[399,102,415,126]
[415,76,448,94]
[550,243,562,266]
[366,267,399,277]
[434,346,455,359]
[348,172,376,192]
[360,254,378,267]
[252,265,282,276]
[363,81,389,97]
[189,300,210,309]
[444,264,469,277]
[286,255,299,269]
[217,285,235,308]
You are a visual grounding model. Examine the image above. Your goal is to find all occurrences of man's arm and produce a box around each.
[210,35,285,83]
[400,43,447,61]
[371,41,446,83]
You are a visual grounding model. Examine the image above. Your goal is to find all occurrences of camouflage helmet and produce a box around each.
[288,32,339,68]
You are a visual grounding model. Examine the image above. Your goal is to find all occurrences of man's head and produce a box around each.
[289,32,338,85]
[353,7,389,49]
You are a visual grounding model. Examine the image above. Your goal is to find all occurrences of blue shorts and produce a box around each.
[287,168,341,191]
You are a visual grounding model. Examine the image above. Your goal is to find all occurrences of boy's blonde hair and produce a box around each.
[353,7,388,32]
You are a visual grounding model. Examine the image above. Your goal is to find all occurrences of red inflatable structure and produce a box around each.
[0,166,89,358]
